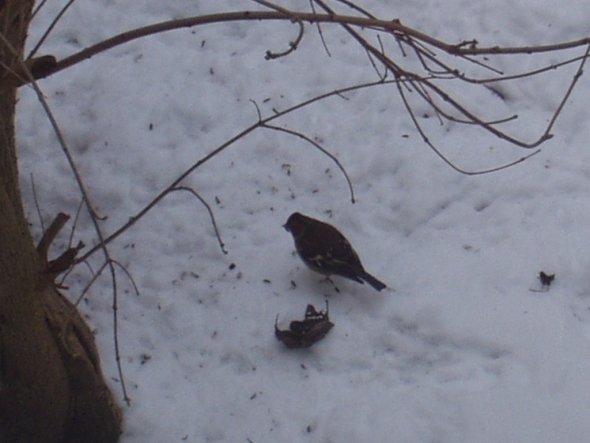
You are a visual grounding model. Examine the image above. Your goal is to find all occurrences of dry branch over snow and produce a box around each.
[10,0,590,442]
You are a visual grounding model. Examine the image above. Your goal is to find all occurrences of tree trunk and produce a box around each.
[0,2,122,442]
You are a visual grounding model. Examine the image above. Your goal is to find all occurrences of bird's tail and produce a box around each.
[361,271,386,292]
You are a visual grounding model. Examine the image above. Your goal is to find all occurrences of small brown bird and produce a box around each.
[284,212,387,291]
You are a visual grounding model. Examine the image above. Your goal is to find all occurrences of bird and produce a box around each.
[283,212,387,291]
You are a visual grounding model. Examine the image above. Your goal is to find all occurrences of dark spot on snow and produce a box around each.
[539,271,555,288]
[474,201,490,212]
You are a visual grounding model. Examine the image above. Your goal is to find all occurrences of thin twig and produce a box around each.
[168,186,228,254]
[261,123,356,203]
[28,0,77,59]
[333,0,376,18]
[31,0,51,20]
[68,198,85,247]
[396,77,541,174]
[58,198,85,287]
[265,20,304,60]
[73,261,109,308]
[309,0,332,57]
[542,43,590,136]
[30,172,45,233]
[111,259,140,296]
[461,54,588,84]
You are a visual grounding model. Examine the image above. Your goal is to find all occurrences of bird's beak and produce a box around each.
[282,223,289,231]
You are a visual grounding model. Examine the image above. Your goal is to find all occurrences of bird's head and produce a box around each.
[283,212,309,236]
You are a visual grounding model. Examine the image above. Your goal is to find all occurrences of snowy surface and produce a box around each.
[16,1,590,442]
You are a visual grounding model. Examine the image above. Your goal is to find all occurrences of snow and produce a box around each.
[16,0,590,442]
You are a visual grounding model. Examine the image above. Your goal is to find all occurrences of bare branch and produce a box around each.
[36,212,70,260]
[45,241,84,277]
[111,259,140,296]
[20,10,590,83]
[265,20,304,60]
[309,0,332,57]
[261,123,356,203]
[0,54,56,92]
[169,186,228,255]
[68,198,85,248]
[72,261,109,308]
[21,2,582,265]
[544,44,590,136]
[76,78,399,262]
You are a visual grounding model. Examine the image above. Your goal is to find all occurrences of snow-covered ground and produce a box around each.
[16,1,590,442]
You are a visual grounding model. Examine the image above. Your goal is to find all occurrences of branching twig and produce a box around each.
[22,10,590,82]
[76,78,403,262]
[27,1,587,259]
[308,0,579,152]
[20,5,589,166]
[73,261,109,308]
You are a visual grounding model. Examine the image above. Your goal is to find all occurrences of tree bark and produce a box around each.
[0,2,122,442]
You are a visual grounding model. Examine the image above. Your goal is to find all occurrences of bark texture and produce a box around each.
[0,2,122,442]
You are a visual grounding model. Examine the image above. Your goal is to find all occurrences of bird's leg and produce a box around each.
[325,276,340,293]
